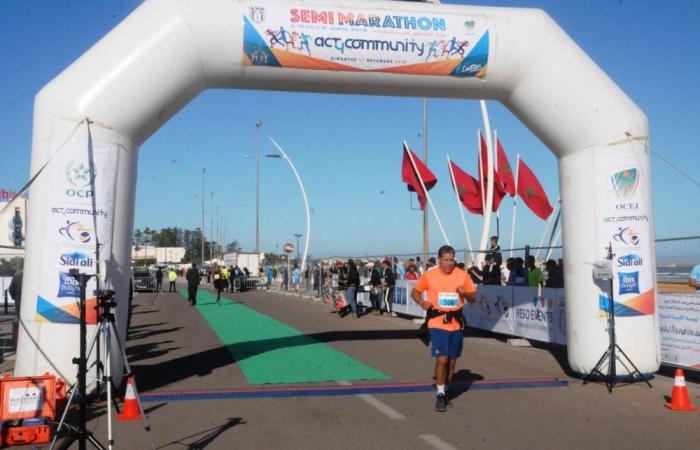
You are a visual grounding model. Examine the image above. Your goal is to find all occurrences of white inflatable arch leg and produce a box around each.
[16,0,658,379]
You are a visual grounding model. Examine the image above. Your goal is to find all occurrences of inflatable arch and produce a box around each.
[16,0,659,380]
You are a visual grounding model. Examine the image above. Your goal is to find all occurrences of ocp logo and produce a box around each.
[65,161,96,187]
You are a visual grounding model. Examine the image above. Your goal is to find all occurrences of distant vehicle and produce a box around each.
[132,270,156,292]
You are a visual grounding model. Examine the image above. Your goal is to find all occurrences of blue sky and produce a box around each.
[1,0,699,257]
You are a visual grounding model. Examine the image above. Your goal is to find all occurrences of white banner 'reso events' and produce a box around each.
[512,287,566,344]
[658,293,700,370]
[243,3,489,77]
[595,151,655,319]
[35,141,118,325]
[465,285,514,335]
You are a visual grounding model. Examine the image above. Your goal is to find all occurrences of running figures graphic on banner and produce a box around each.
[595,151,655,318]
[243,3,489,78]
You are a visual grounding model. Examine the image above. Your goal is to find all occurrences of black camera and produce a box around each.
[94,289,117,308]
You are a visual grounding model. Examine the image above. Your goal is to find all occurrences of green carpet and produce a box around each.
[183,290,388,385]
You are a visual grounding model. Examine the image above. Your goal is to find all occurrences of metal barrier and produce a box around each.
[132,274,156,291]
[230,277,265,292]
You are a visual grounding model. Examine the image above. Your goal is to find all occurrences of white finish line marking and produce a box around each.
[336,381,406,420]
[419,434,458,450]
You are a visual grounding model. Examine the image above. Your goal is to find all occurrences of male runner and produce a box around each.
[411,245,477,412]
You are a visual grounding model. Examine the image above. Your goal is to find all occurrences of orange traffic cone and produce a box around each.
[118,375,143,421]
[664,368,698,411]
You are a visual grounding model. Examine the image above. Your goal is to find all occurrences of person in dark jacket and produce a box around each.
[345,259,360,318]
[8,271,22,316]
[544,259,564,288]
[382,260,395,316]
[482,254,502,285]
[155,268,163,292]
[186,263,200,305]
[369,261,383,315]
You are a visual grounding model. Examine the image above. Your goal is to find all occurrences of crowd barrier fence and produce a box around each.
[389,281,699,371]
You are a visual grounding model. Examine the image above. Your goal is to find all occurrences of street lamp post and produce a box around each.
[216,205,220,262]
[209,192,214,262]
[294,233,302,264]
[201,168,206,264]
[267,137,311,274]
[256,120,262,254]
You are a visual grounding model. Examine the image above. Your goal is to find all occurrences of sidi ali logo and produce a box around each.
[611,168,639,200]
[59,220,93,244]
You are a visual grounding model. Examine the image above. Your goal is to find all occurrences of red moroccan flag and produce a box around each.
[449,160,483,215]
[402,142,437,210]
[517,159,553,220]
[478,131,506,212]
[495,137,516,196]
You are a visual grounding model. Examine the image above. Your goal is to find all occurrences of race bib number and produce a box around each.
[438,292,460,309]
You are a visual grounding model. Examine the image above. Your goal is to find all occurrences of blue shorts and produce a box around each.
[429,328,463,359]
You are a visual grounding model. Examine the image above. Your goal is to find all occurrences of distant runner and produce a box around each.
[411,245,476,412]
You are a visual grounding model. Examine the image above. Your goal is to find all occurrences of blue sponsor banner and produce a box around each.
[57,272,80,298]
[618,271,640,295]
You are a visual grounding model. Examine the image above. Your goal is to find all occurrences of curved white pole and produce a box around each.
[269,137,310,274]
[404,141,450,245]
[545,227,562,262]
[535,196,560,261]
[509,153,521,258]
[478,100,494,261]
[446,154,474,262]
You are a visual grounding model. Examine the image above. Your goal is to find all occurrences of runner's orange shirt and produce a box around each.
[413,268,476,331]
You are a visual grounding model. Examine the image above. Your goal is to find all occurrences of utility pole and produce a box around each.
[209,192,214,262]
[422,98,429,268]
[216,205,220,262]
[201,169,205,264]
[256,120,262,253]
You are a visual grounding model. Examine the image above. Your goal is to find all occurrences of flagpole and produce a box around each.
[477,130,486,213]
[404,141,450,245]
[494,129,500,240]
[478,100,495,263]
[447,154,474,262]
[423,98,429,267]
[534,195,559,261]
[509,153,521,258]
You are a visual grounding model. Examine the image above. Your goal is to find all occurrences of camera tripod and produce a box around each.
[51,272,155,450]
[583,244,652,393]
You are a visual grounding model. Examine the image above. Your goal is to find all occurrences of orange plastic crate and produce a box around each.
[0,374,57,421]
[2,418,52,446]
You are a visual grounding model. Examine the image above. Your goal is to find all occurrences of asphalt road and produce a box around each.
[12,285,700,449]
